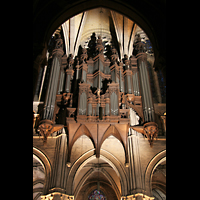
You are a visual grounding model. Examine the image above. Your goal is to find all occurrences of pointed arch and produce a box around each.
[100,125,124,148]
[33,147,52,194]
[67,124,96,162]
[72,124,96,148]
[96,125,127,161]
[144,150,166,197]
[66,151,127,196]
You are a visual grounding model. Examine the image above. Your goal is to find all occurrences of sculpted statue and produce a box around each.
[96,36,104,54]
[124,54,130,68]
[80,48,88,63]
[133,34,146,54]
[68,54,74,69]
[55,34,63,50]
[111,48,118,64]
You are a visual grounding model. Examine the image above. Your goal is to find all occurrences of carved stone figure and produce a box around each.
[88,32,96,58]
[133,34,146,54]
[123,54,130,68]
[80,48,88,63]
[95,35,104,54]
[68,54,74,69]
[111,48,118,64]
[55,34,63,50]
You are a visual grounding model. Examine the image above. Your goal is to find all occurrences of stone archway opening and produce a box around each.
[33,155,45,200]
[73,155,121,200]
[151,160,166,199]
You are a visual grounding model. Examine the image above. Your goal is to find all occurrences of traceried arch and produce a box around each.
[88,189,106,200]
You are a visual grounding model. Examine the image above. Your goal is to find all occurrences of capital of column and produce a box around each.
[123,193,154,200]
[41,192,74,200]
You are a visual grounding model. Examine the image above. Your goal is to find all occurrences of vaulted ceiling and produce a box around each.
[33,0,166,97]
[53,8,153,60]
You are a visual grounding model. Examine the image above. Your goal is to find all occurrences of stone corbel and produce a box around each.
[130,122,158,147]
[37,119,63,144]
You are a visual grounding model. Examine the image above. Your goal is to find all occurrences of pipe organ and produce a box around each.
[36,33,158,147]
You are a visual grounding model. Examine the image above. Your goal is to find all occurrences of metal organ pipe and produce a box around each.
[43,58,57,119]
[143,61,154,122]
[139,60,148,122]
[43,46,64,120]
[49,58,61,120]
[141,61,151,121]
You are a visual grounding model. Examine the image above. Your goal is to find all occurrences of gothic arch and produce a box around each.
[101,149,128,196]
[97,125,126,159]
[74,166,121,199]
[144,149,166,197]
[152,182,166,195]
[65,149,128,196]
[67,124,96,162]
[66,149,95,194]
[33,147,52,194]
[83,182,115,200]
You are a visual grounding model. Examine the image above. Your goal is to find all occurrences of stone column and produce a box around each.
[127,108,144,195]
[50,133,67,190]
[40,132,74,200]
[127,109,155,199]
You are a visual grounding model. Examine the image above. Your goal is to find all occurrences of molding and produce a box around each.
[144,150,166,197]
[33,147,52,194]
[41,192,74,200]
[126,193,154,200]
